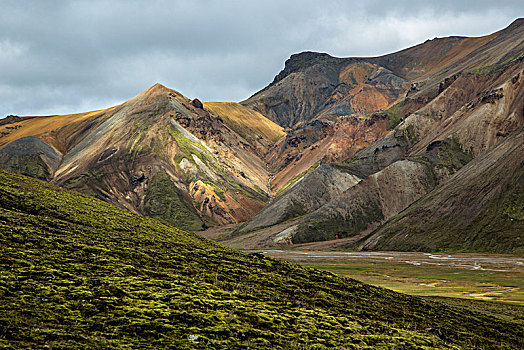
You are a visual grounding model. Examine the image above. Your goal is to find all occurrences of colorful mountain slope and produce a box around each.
[1,19,523,254]
[232,22,524,250]
[359,128,524,253]
[0,84,288,230]
[203,102,285,146]
[244,19,524,129]
[0,169,523,348]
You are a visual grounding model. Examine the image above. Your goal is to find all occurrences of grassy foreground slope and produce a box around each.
[0,170,523,349]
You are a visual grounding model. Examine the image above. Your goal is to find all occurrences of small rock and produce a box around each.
[130,173,146,186]
[191,98,204,109]
[187,334,199,343]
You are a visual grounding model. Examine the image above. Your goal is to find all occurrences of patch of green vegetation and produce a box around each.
[405,125,417,145]
[468,52,524,75]
[145,172,204,231]
[502,169,524,221]
[169,125,205,164]
[409,138,473,190]
[129,132,143,154]
[0,170,523,348]
[279,203,309,224]
[0,154,50,180]
[149,128,170,160]
[293,203,384,244]
[62,170,109,198]
[385,101,404,130]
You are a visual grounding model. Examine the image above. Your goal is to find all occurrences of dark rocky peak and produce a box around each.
[0,115,23,126]
[191,98,204,109]
[507,17,524,29]
[271,51,345,85]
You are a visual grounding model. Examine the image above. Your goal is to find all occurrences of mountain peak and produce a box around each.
[271,51,340,85]
[498,17,524,34]
[147,82,170,93]
[129,83,174,103]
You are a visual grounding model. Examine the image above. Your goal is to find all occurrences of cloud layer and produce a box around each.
[1,0,522,115]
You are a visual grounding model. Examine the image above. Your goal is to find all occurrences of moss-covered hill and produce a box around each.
[0,170,522,349]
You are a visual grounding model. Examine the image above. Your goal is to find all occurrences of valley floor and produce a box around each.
[246,249,524,305]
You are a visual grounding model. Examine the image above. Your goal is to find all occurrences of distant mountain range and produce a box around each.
[1,18,523,253]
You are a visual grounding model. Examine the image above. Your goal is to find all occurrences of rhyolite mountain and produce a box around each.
[229,18,524,253]
[1,18,523,252]
[0,85,285,230]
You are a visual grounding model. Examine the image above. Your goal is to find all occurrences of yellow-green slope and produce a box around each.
[204,102,285,144]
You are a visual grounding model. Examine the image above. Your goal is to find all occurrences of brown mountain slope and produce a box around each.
[203,102,285,147]
[359,128,524,253]
[232,42,524,249]
[0,107,116,155]
[243,18,524,129]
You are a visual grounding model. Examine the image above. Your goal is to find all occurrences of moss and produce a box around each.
[0,169,522,348]
[292,203,384,244]
[385,101,404,130]
[0,154,50,180]
[468,52,524,75]
[169,125,206,164]
[405,125,417,145]
[144,172,204,231]
[409,138,473,189]
[129,132,143,153]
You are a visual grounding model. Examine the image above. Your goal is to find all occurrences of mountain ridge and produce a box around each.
[1,18,523,253]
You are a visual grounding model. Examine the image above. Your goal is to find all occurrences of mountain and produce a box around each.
[243,18,524,128]
[229,19,524,251]
[1,169,523,348]
[1,19,523,254]
[0,84,284,230]
[358,127,524,253]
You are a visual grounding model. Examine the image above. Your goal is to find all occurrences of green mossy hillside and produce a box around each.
[0,170,522,349]
[144,172,204,231]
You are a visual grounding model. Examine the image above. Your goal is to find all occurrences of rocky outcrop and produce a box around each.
[0,115,24,126]
[0,136,62,180]
[243,55,407,127]
[190,98,204,109]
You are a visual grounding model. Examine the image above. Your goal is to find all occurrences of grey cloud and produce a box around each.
[0,0,523,116]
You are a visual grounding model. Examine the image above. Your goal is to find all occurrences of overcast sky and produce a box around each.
[1,0,523,116]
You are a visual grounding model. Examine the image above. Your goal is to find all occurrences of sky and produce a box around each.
[1,0,523,116]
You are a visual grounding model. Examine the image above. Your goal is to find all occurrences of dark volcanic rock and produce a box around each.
[191,98,204,109]
[0,136,62,180]
[0,115,23,126]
